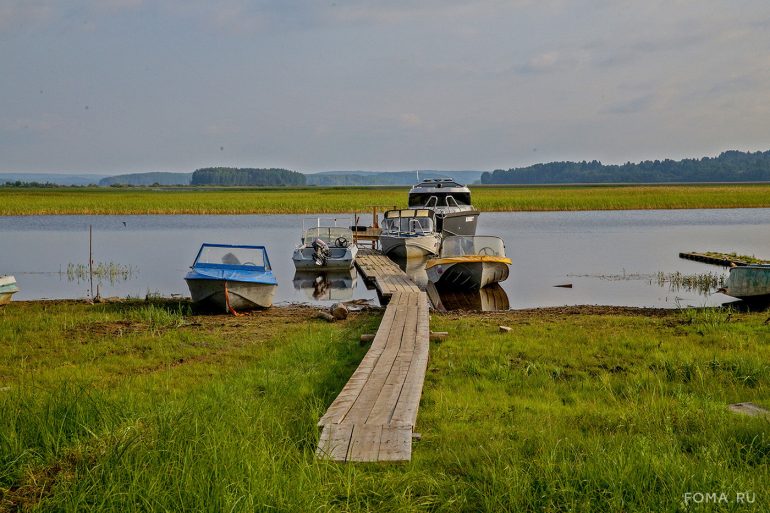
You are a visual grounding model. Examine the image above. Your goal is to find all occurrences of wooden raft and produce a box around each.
[317,251,429,462]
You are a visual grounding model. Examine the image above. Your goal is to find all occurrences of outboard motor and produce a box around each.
[311,238,330,266]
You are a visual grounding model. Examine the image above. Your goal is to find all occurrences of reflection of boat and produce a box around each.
[723,265,770,300]
[185,244,277,312]
[0,276,19,305]
[429,283,509,312]
[379,209,442,258]
[391,255,429,290]
[408,178,480,236]
[425,236,511,290]
[292,218,358,270]
[293,269,357,301]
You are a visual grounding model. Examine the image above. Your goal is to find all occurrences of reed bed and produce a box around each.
[3,184,770,215]
[1,301,769,511]
[65,262,137,284]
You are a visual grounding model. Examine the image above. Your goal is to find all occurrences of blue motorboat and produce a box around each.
[184,244,277,312]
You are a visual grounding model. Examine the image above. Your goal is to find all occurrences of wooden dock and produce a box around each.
[355,249,421,302]
[679,252,767,267]
[316,251,429,462]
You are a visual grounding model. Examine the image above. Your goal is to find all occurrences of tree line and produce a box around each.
[481,150,770,184]
[190,167,306,186]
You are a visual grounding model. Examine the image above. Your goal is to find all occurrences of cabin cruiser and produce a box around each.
[379,209,442,258]
[408,178,480,236]
[292,218,358,270]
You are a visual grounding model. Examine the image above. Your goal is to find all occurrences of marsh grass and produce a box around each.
[4,184,770,215]
[65,262,137,285]
[1,302,770,511]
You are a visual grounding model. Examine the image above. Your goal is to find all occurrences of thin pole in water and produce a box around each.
[89,225,93,299]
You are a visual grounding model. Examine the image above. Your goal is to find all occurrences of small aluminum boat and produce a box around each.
[379,209,442,258]
[723,265,770,300]
[292,218,358,270]
[0,275,19,305]
[426,235,511,290]
[185,244,277,312]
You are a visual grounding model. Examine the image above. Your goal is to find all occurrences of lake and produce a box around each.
[2,209,769,309]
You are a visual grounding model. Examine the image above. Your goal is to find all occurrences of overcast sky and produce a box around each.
[1,0,769,174]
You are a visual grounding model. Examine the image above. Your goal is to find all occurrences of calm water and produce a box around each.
[2,209,769,309]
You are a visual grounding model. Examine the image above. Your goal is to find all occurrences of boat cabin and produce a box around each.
[408,179,473,209]
[381,209,436,236]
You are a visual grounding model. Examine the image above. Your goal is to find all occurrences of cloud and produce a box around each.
[517,51,573,74]
[0,2,54,31]
[601,94,656,115]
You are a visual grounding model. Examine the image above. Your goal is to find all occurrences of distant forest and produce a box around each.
[99,172,192,186]
[481,150,770,184]
[191,168,306,186]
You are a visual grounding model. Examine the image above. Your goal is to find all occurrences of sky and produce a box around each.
[1,0,769,174]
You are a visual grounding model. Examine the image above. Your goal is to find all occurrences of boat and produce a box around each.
[408,178,481,236]
[292,268,357,301]
[185,243,277,312]
[722,265,770,300]
[425,235,511,290]
[0,276,19,305]
[379,209,442,258]
[292,218,358,270]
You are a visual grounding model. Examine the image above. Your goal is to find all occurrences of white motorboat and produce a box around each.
[379,209,442,258]
[292,218,358,270]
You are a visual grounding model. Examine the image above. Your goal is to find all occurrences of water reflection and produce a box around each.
[391,255,429,289]
[428,283,510,312]
[292,269,357,301]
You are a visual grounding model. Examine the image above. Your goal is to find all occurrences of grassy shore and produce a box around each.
[3,184,770,215]
[2,300,770,511]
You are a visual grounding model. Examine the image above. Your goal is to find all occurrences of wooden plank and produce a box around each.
[391,293,430,427]
[316,424,354,461]
[378,426,413,461]
[341,293,411,423]
[320,292,407,426]
[347,424,384,462]
[366,293,420,425]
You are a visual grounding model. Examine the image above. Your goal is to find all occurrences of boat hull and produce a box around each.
[380,234,442,258]
[427,259,510,290]
[292,245,357,270]
[0,276,19,305]
[724,265,770,299]
[185,279,276,311]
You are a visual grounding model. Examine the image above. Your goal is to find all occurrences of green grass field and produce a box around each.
[2,300,769,511]
[2,184,770,215]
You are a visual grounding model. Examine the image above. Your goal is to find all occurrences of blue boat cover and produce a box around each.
[185,267,277,285]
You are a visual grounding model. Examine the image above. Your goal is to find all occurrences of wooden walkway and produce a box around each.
[355,249,421,302]
[316,251,429,462]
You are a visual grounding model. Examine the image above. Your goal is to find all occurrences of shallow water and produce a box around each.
[1,209,769,309]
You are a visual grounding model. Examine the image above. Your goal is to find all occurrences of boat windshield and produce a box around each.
[440,236,506,258]
[194,245,268,269]
[382,217,434,235]
[303,227,353,245]
[408,192,471,208]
